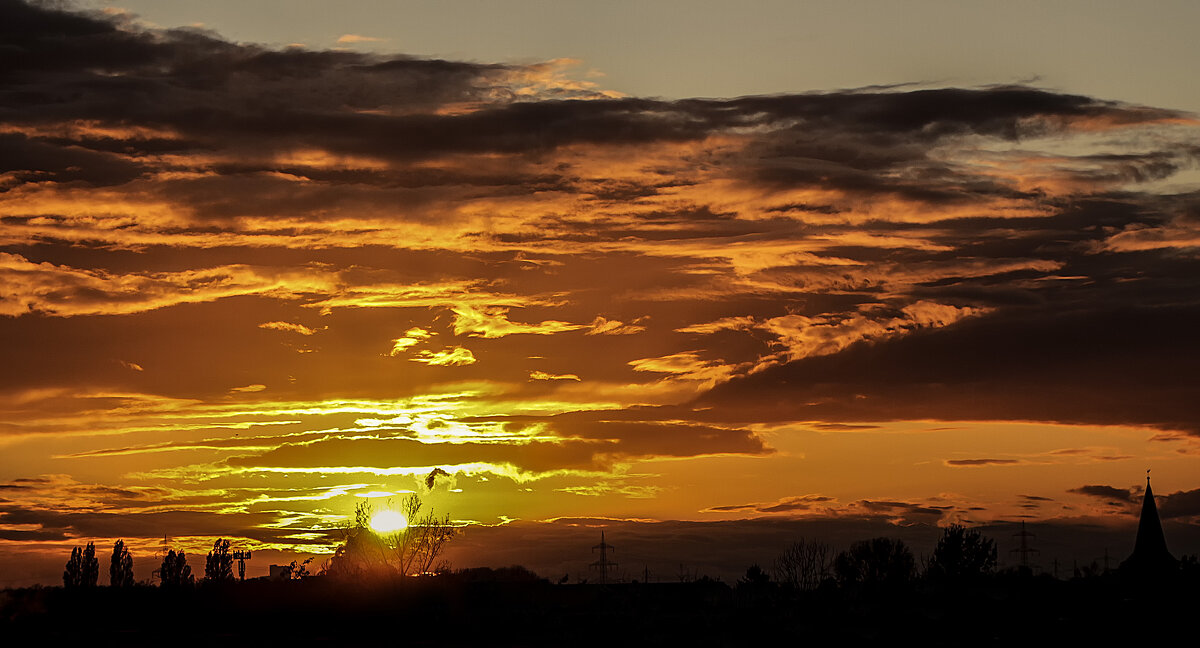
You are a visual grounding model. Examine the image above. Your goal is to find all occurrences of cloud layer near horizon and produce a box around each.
[2,0,1200,583]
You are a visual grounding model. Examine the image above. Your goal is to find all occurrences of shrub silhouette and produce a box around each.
[834,537,915,592]
[279,557,314,580]
[925,524,997,583]
[738,564,772,588]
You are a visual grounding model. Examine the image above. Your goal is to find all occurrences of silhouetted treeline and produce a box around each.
[5,562,1200,647]
[766,524,997,595]
[20,526,1198,646]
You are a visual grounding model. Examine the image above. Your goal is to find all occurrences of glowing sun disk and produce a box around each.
[370,510,407,533]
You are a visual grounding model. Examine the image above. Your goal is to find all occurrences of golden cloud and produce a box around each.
[451,305,582,338]
[258,321,317,335]
[529,371,581,382]
[389,327,435,355]
[411,347,477,366]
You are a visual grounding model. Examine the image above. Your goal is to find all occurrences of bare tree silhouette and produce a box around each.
[774,538,833,591]
[395,493,457,576]
[109,539,134,587]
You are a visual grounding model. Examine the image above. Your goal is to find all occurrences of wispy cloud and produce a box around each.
[259,321,317,335]
[336,34,386,44]
[529,371,580,381]
[411,347,477,366]
[945,458,1022,467]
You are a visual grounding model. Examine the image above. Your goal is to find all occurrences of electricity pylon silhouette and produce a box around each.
[590,532,617,584]
[1010,521,1039,571]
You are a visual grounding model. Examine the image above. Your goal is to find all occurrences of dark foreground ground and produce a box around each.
[2,570,1195,646]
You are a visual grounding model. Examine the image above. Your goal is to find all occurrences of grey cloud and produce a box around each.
[695,304,1200,434]
[4,0,1190,203]
[0,505,275,539]
[0,133,147,188]
[853,499,946,523]
[809,423,882,431]
[1159,488,1200,519]
[1069,485,1136,503]
[758,496,835,513]
[705,503,757,512]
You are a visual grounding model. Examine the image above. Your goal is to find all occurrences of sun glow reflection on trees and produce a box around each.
[325,494,457,579]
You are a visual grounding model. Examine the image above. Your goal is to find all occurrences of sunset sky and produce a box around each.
[3,0,1200,586]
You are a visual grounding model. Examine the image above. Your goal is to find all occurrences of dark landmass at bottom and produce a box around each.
[2,569,1196,647]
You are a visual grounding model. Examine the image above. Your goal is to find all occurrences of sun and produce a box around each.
[369,509,408,533]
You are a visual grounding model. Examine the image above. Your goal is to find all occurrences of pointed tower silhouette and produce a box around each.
[1120,471,1177,579]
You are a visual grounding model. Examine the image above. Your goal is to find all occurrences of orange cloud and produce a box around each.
[0,254,336,317]
[675,316,756,335]
[741,301,988,367]
[335,34,385,44]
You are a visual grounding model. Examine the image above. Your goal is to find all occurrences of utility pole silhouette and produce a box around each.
[590,532,617,585]
[152,535,170,581]
[1010,521,1039,571]
[232,550,252,581]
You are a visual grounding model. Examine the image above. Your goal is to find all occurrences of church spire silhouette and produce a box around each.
[1121,470,1177,579]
